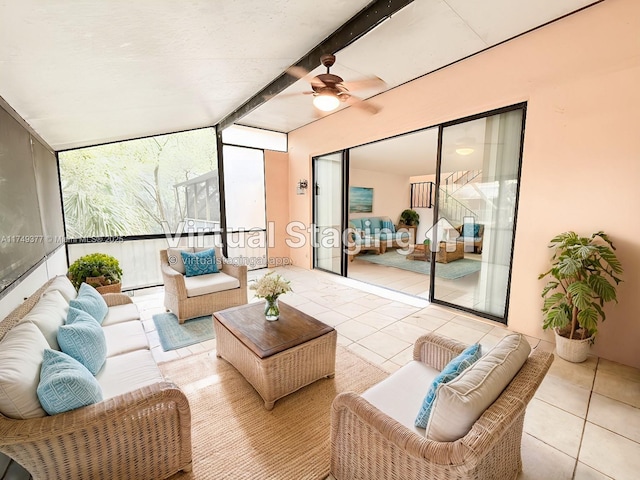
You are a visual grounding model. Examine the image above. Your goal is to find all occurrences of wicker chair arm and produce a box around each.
[413,333,468,370]
[332,392,475,467]
[160,257,187,297]
[0,381,190,445]
[102,293,133,307]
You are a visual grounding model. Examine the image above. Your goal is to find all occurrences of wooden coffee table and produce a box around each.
[213,302,337,409]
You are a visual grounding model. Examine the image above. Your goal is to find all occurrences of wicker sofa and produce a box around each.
[349,216,412,254]
[330,333,553,480]
[0,276,192,480]
[160,247,248,323]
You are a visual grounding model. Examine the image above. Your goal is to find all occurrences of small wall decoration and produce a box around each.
[349,186,373,213]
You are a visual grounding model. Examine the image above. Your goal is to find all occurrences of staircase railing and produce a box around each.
[442,169,482,195]
[438,188,477,226]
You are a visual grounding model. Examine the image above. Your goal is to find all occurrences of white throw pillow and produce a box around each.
[166,247,194,274]
[0,322,49,419]
[23,290,68,350]
[425,333,531,442]
[44,275,77,303]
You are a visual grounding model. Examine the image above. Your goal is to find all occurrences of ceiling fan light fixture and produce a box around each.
[455,147,474,156]
[313,92,340,112]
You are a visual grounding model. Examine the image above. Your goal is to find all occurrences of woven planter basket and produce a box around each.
[86,276,122,294]
[554,328,592,363]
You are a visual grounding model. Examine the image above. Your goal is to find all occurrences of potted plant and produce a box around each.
[68,253,123,294]
[539,231,623,362]
[399,209,420,226]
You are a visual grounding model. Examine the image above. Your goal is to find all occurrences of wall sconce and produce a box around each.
[296,179,308,195]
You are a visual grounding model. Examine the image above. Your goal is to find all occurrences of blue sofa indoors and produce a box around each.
[455,223,484,254]
[349,216,411,254]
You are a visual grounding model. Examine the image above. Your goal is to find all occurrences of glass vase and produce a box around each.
[264,296,280,321]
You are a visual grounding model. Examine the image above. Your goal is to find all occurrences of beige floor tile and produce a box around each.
[381,360,402,373]
[151,346,180,364]
[579,422,640,480]
[142,319,156,333]
[352,294,393,309]
[433,321,486,345]
[336,333,353,347]
[523,399,584,457]
[548,356,597,390]
[534,339,556,353]
[402,311,448,331]
[587,393,640,443]
[371,302,420,320]
[146,329,161,349]
[334,301,373,318]
[573,462,614,479]
[597,358,640,383]
[388,345,414,367]
[358,331,412,360]
[335,319,379,342]
[381,321,430,344]
[352,310,398,330]
[517,433,575,480]
[593,369,640,408]
[347,343,386,367]
[314,310,351,327]
[418,305,458,321]
[535,373,591,418]
[449,315,495,333]
[295,301,331,316]
[200,339,216,351]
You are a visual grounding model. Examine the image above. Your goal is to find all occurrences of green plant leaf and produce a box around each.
[588,274,617,303]
[577,308,598,333]
[557,257,581,277]
[541,281,559,297]
[542,292,565,311]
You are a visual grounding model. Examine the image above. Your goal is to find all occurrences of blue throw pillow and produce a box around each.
[37,349,103,415]
[181,249,219,277]
[69,283,108,324]
[58,310,107,375]
[462,223,481,238]
[381,220,395,233]
[415,343,482,428]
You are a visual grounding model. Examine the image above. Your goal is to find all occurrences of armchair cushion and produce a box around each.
[37,349,103,415]
[167,246,194,274]
[69,283,108,324]
[181,248,219,277]
[425,333,530,441]
[22,289,68,350]
[414,343,481,428]
[184,272,240,297]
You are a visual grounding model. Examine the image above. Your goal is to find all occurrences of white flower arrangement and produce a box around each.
[250,271,292,301]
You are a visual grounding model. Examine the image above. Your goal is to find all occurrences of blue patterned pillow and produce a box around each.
[37,349,103,415]
[58,310,107,375]
[69,283,108,324]
[181,249,219,277]
[462,223,481,238]
[381,220,395,233]
[415,343,482,428]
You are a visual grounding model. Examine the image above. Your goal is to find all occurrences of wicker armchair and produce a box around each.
[160,248,248,323]
[0,279,192,480]
[330,333,553,480]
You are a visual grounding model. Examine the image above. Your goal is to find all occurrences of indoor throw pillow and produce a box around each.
[181,248,219,277]
[68,282,108,324]
[415,343,482,428]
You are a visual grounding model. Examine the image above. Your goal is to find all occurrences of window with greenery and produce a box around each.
[59,128,219,238]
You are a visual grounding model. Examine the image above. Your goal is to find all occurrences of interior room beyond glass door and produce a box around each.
[313,152,344,275]
[433,108,524,321]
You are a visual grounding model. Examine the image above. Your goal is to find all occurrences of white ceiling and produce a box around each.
[0,0,599,151]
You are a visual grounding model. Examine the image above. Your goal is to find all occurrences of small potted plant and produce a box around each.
[399,209,420,226]
[68,253,123,294]
[539,231,623,362]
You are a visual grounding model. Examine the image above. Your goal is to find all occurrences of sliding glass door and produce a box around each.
[313,152,345,275]
[432,107,525,320]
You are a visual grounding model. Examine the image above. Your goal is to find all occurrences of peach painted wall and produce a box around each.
[286,0,640,368]
[349,168,410,222]
[264,150,291,266]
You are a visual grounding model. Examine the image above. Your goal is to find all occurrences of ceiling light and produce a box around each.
[455,147,474,156]
[313,92,340,112]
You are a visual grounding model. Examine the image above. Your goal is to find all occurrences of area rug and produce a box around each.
[152,313,215,351]
[161,346,388,480]
[356,250,482,279]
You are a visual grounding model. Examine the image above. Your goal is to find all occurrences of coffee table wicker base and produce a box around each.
[214,319,337,409]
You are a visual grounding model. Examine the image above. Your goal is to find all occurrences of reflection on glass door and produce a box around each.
[433,107,525,321]
[313,152,344,274]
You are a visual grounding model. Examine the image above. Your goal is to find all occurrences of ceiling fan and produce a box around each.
[284,54,386,114]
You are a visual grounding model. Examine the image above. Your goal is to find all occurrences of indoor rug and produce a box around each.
[161,346,389,480]
[152,313,215,351]
[356,250,482,279]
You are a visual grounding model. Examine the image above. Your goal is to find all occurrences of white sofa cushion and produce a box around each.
[103,321,149,357]
[184,271,240,297]
[43,275,77,303]
[96,349,164,400]
[102,303,140,326]
[167,247,194,274]
[0,322,49,419]
[425,334,531,442]
[22,290,68,350]
[362,360,439,435]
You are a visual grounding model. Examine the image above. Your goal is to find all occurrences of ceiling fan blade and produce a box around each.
[286,66,311,80]
[346,95,381,115]
[343,76,386,91]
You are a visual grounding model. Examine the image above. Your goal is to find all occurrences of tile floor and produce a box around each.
[133,265,640,480]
